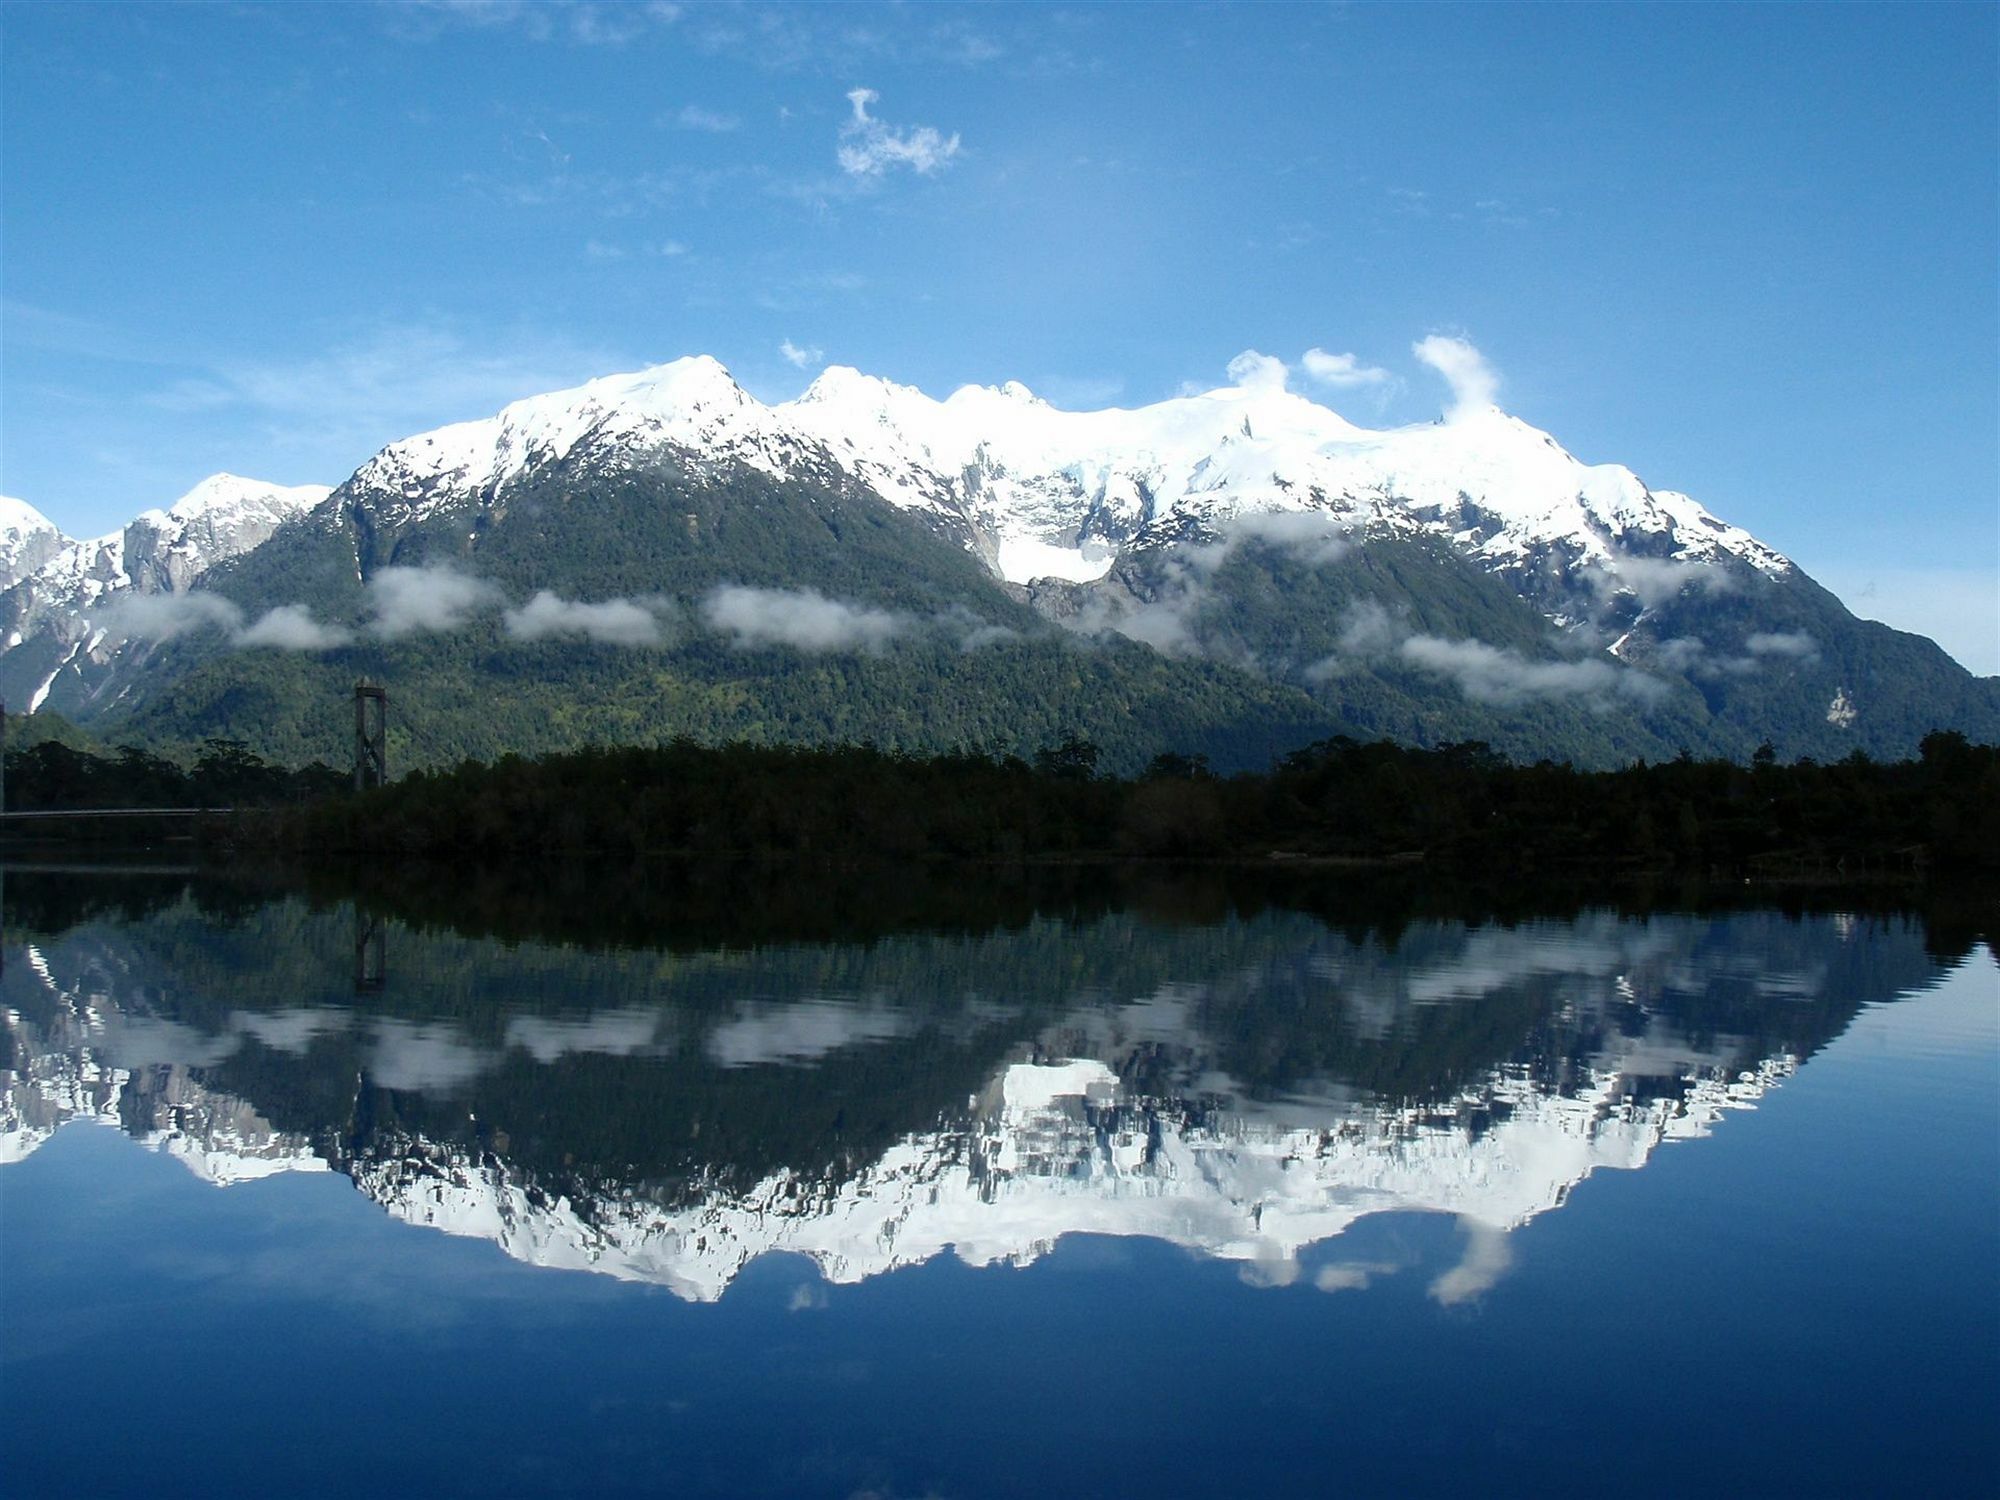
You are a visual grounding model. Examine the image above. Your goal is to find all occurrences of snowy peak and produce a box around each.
[123,473,331,595]
[326,352,1793,603]
[0,496,70,592]
[357,356,777,502]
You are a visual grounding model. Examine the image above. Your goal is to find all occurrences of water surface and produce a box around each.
[2,865,1993,1496]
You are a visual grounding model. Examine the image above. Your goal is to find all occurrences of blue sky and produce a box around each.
[3,1,1994,669]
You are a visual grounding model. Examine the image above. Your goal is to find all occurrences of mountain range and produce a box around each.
[4,357,1993,769]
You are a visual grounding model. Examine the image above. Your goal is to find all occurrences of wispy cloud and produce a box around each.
[1648,630,1820,678]
[1413,334,1500,419]
[1314,1259,1402,1293]
[502,590,668,646]
[1396,632,1660,706]
[504,1007,665,1063]
[1300,347,1393,390]
[837,88,961,177]
[1590,555,1735,609]
[1304,601,1666,707]
[779,338,823,369]
[140,321,626,474]
[1746,629,1818,659]
[702,584,905,653]
[390,1,681,47]
[672,103,738,132]
[1075,512,1353,658]
[1429,1220,1515,1305]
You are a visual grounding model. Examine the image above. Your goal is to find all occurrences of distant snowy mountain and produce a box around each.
[333,354,1790,608]
[0,496,68,593]
[3,357,1991,763]
[0,474,329,714]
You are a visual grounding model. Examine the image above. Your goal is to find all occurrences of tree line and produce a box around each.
[108,728,1987,877]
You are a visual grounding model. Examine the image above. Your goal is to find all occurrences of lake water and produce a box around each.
[2,864,1994,1497]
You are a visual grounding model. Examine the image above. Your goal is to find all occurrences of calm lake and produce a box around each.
[2,863,1994,1498]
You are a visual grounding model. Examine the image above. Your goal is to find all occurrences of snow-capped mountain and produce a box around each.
[0,496,69,593]
[340,355,1789,610]
[4,357,1990,764]
[0,474,329,714]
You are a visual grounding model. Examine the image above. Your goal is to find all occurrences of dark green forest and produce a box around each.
[9,717,1994,878]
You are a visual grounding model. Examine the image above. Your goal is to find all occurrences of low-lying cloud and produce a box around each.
[237,603,354,651]
[101,591,351,654]
[703,584,906,653]
[1398,633,1658,706]
[1592,555,1734,609]
[1746,629,1817,659]
[504,590,668,647]
[367,564,502,637]
[1653,630,1820,677]
[99,591,245,643]
[1304,600,1667,707]
[1076,512,1354,657]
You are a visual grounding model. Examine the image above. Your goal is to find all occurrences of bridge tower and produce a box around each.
[353,681,388,792]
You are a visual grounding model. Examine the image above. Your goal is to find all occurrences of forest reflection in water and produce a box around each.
[4,858,1987,1302]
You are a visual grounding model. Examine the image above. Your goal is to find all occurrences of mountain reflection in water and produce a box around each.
[0,864,1971,1302]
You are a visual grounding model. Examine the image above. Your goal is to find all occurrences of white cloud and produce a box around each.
[1307,601,1663,706]
[1413,334,1500,419]
[505,1007,665,1063]
[366,1019,494,1093]
[705,998,914,1067]
[238,604,354,651]
[779,338,823,369]
[1302,600,1404,682]
[1314,1259,1402,1293]
[1745,630,1818,659]
[231,1008,351,1055]
[99,590,353,653]
[1300,348,1392,390]
[674,104,738,132]
[702,584,906,653]
[502,590,666,646]
[1225,511,1351,568]
[1399,632,1662,706]
[1225,349,1289,393]
[98,590,243,642]
[1429,1220,1515,1306]
[1075,514,1351,658]
[366,564,502,638]
[1654,630,1818,678]
[1592,555,1734,608]
[836,87,961,177]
